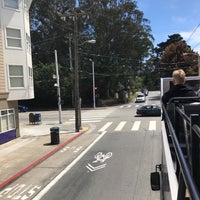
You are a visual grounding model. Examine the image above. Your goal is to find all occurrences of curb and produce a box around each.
[0,131,85,189]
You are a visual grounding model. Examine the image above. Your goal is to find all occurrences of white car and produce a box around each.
[135,93,146,103]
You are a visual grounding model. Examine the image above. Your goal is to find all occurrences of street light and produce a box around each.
[183,52,200,75]
[54,50,62,124]
[80,39,96,46]
[89,59,96,108]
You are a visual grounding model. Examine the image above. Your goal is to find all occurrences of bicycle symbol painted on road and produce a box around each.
[86,152,113,172]
[93,152,112,163]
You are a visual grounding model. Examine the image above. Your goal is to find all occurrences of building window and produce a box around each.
[8,65,24,88]
[0,109,15,133]
[4,0,19,9]
[6,28,22,48]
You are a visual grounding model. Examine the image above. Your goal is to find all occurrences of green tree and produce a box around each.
[79,0,154,99]
[154,34,197,78]
[30,0,75,107]
[29,0,154,107]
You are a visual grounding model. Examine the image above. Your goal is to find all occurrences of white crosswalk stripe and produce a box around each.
[114,121,126,131]
[131,121,141,131]
[120,104,134,108]
[149,121,156,130]
[98,122,113,132]
[119,104,140,109]
[69,109,116,123]
[98,120,158,132]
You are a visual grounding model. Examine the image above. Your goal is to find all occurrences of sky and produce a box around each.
[137,0,200,53]
[75,0,200,53]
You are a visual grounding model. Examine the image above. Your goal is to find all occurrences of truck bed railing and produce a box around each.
[162,98,200,200]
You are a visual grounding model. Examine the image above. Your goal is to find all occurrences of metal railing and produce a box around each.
[162,101,200,200]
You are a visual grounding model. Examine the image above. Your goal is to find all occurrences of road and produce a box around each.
[1,91,162,200]
[37,91,162,200]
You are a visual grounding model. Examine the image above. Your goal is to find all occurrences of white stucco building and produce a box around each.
[0,0,33,144]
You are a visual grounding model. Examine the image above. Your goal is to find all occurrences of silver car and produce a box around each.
[135,93,146,103]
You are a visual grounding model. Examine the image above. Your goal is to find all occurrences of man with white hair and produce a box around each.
[162,69,197,106]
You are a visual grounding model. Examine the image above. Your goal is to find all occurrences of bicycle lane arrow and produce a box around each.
[86,163,107,172]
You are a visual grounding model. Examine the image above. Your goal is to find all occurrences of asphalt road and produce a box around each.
[34,91,162,200]
[0,91,161,200]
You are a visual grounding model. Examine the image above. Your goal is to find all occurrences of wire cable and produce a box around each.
[186,24,200,43]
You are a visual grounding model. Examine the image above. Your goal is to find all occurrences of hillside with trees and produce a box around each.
[24,1,198,109]
[27,0,154,108]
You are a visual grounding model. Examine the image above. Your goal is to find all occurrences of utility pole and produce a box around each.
[54,50,62,124]
[64,5,93,132]
[73,11,81,132]
[69,35,73,71]
[89,59,96,108]
[68,35,74,107]
[92,60,96,108]
[198,54,200,76]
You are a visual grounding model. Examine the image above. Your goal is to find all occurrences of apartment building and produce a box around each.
[0,0,33,144]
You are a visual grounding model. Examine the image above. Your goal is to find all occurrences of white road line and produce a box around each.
[69,118,103,121]
[86,163,107,172]
[69,119,102,123]
[33,131,108,200]
[98,122,113,132]
[82,115,108,118]
[131,121,141,131]
[82,118,104,120]
[114,121,126,131]
[149,121,156,130]
[82,120,101,123]
[69,110,114,123]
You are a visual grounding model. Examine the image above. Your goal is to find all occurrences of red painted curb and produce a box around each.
[0,131,84,189]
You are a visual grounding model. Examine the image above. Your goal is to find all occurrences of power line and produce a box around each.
[193,41,200,50]
[186,24,200,43]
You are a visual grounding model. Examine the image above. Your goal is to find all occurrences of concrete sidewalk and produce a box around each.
[0,120,87,189]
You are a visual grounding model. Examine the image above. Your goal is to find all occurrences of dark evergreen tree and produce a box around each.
[29,0,154,107]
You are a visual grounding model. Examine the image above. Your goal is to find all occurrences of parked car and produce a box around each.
[141,88,149,96]
[136,104,161,116]
[135,93,146,103]
[18,105,28,112]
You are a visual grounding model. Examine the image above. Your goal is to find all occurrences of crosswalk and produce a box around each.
[115,121,126,131]
[69,105,139,123]
[132,121,141,131]
[68,104,150,123]
[68,107,161,132]
[69,108,116,123]
[119,104,141,109]
[98,120,159,132]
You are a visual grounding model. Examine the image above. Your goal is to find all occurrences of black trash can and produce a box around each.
[50,127,60,145]
[29,113,35,124]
